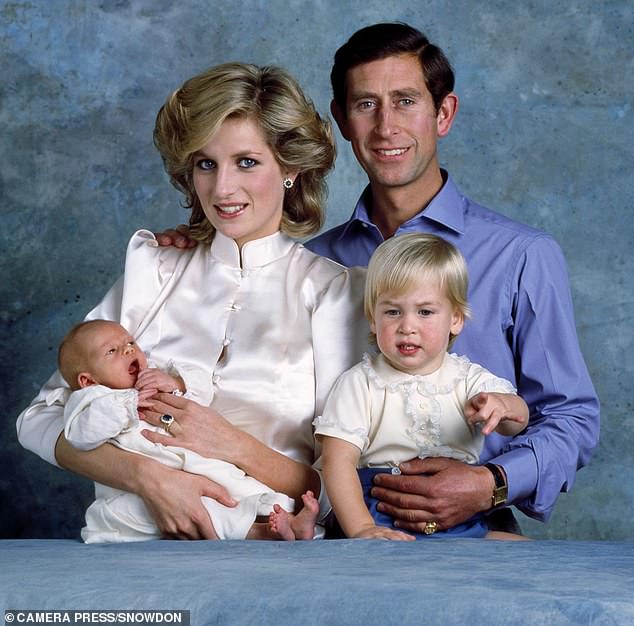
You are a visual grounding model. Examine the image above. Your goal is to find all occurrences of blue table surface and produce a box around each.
[2,539,633,625]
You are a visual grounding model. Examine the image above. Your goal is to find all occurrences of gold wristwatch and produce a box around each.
[484,463,508,508]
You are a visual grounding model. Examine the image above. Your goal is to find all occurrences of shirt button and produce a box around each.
[230,303,242,311]
[223,339,231,346]
[212,375,221,384]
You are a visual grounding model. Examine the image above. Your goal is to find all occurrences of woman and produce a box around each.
[17,63,366,539]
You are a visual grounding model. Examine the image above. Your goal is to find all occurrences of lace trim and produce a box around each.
[360,353,472,458]
[312,414,369,448]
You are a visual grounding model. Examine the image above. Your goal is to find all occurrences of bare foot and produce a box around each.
[269,491,319,541]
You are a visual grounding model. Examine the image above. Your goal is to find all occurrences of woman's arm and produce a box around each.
[321,436,414,541]
[55,434,235,539]
[141,393,321,501]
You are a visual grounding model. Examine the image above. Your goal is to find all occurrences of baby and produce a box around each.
[311,233,529,540]
[58,319,318,542]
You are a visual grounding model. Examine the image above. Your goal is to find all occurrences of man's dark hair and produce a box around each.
[331,22,455,114]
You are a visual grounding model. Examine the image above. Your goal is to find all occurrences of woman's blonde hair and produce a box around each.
[364,233,471,347]
[153,62,336,242]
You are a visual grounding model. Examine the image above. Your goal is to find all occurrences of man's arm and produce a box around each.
[484,236,600,520]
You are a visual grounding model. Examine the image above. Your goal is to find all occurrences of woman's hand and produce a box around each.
[55,435,235,540]
[140,393,244,464]
[136,459,236,540]
[141,393,321,501]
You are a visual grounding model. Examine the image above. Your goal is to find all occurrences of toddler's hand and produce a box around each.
[352,526,415,541]
[465,392,525,435]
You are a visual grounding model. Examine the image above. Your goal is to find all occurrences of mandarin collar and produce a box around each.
[210,230,296,269]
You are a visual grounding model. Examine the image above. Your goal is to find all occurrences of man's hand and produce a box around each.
[136,460,236,540]
[154,225,196,249]
[370,457,494,533]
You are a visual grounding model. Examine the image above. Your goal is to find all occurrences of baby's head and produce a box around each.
[58,320,147,391]
[364,233,470,374]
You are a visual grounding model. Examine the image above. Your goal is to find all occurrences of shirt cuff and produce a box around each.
[488,447,538,504]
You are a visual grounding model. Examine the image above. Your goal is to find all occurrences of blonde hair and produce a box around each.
[58,320,112,390]
[153,62,336,242]
[364,233,470,347]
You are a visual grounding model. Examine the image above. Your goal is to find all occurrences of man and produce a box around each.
[303,22,599,534]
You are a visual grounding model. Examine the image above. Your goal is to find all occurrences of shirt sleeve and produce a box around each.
[64,387,139,451]
[491,236,600,521]
[15,276,125,467]
[311,265,369,418]
[464,362,517,397]
[15,229,167,466]
[313,365,371,452]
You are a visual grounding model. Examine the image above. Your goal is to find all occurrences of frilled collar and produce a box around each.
[210,230,297,269]
[364,351,471,392]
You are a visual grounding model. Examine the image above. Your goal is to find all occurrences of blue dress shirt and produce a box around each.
[307,171,600,522]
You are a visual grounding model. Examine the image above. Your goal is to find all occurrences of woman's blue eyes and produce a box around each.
[196,159,214,171]
[195,158,258,170]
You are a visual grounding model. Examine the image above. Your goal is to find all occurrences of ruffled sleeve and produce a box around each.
[313,363,371,452]
[16,229,182,466]
[64,386,139,451]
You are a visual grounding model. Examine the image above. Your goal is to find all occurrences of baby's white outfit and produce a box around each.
[64,363,294,542]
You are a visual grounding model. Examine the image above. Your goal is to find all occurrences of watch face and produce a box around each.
[493,487,507,506]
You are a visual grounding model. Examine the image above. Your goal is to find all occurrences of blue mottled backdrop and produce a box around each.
[1,0,632,539]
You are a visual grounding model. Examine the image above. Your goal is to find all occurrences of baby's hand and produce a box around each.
[137,388,157,405]
[136,368,184,395]
[352,526,415,541]
[465,392,526,435]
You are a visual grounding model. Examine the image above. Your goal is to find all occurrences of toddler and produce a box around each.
[312,233,529,540]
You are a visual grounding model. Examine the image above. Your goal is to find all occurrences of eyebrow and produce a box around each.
[378,298,439,307]
[193,149,266,159]
[350,87,425,102]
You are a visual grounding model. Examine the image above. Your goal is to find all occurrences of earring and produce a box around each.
[283,178,294,189]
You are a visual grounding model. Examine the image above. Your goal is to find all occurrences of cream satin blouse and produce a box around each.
[17,229,367,468]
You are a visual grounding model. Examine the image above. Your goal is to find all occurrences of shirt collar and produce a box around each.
[210,230,296,269]
[367,351,457,385]
[339,170,466,240]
